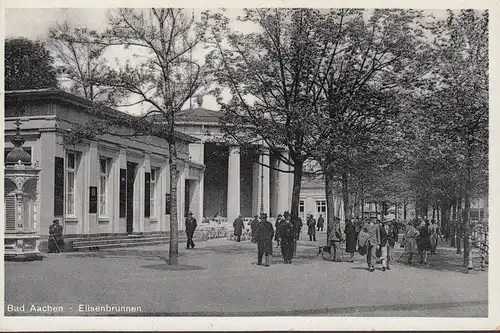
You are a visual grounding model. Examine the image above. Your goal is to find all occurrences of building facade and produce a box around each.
[175,103,296,223]
[4,89,203,238]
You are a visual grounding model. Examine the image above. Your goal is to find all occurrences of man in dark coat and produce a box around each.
[233,214,244,242]
[256,213,274,267]
[274,214,284,247]
[48,219,64,253]
[418,220,432,265]
[344,219,357,262]
[250,215,259,243]
[185,211,197,249]
[292,213,303,256]
[379,220,398,271]
[278,212,295,264]
[317,214,325,232]
[307,215,317,241]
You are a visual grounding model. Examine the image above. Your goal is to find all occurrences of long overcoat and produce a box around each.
[233,217,244,236]
[344,221,357,253]
[307,218,316,235]
[257,220,274,254]
[418,223,432,251]
[403,225,420,254]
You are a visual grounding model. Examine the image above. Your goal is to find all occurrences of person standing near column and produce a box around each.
[307,214,317,241]
[256,213,274,267]
[185,212,197,249]
[233,214,244,242]
[250,215,259,243]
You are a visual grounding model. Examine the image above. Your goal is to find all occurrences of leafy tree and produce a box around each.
[63,8,208,265]
[5,37,58,90]
[309,9,435,226]
[48,21,110,101]
[205,9,327,220]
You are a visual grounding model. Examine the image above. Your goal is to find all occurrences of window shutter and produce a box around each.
[119,169,126,218]
[144,172,151,217]
[54,157,64,216]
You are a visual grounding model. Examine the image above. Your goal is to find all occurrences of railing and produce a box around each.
[471,222,488,271]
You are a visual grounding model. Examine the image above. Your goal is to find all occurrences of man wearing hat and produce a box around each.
[256,213,274,266]
[48,219,64,253]
[185,211,197,249]
[250,215,259,243]
[233,214,245,242]
[379,219,398,271]
[278,211,295,264]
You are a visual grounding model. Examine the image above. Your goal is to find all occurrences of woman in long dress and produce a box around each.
[402,220,420,264]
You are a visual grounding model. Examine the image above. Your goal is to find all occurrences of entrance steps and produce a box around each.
[66,232,200,251]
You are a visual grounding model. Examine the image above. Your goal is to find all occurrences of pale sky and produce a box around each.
[4,8,451,114]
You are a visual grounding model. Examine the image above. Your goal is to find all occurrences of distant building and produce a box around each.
[4,89,203,238]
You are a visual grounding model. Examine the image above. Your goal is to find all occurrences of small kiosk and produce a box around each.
[4,120,42,261]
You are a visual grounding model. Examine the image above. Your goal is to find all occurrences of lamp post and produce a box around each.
[260,153,264,215]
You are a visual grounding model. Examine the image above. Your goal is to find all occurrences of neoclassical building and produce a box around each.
[175,99,295,224]
[4,89,203,238]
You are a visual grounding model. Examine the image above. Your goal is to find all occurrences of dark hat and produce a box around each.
[283,211,290,216]
[52,219,59,223]
[260,213,268,218]
[278,214,283,217]
[188,211,193,215]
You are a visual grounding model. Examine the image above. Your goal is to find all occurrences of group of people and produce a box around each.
[247,211,305,266]
[305,214,325,241]
[401,218,442,265]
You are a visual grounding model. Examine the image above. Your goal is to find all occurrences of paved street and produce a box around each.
[5,231,487,317]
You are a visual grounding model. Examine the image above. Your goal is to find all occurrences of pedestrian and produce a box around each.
[402,220,420,264]
[327,218,344,262]
[256,213,274,267]
[278,211,295,264]
[292,213,303,256]
[379,220,398,271]
[307,214,317,241]
[418,220,432,265]
[361,218,380,272]
[344,219,357,262]
[233,214,244,242]
[317,214,325,232]
[428,219,440,254]
[48,219,64,253]
[250,215,259,243]
[185,211,197,249]
[274,214,283,247]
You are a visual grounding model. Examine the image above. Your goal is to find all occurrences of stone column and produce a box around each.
[252,149,270,216]
[87,142,99,235]
[277,150,291,215]
[227,146,241,223]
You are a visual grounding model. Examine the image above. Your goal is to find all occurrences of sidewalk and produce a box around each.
[4,231,488,317]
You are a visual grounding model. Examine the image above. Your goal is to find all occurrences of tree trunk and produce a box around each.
[361,187,365,219]
[463,145,473,267]
[290,160,304,221]
[457,197,463,255]
[341,170,350,223]
[403,197,407,221]
[168,142,179,266]
[325,170,335,243]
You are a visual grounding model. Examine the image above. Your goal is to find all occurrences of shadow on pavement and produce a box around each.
[141,263,206,271]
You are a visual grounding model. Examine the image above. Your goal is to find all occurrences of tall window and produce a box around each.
[150,168,158,217]
[299,200,305,220]
[99,158,109,216]
[316,200,327,216]
[66,152,76,215]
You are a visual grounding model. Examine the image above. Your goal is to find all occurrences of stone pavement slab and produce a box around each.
[4,232,488,317]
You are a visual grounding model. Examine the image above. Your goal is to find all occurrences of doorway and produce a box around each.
[126,162,137,234]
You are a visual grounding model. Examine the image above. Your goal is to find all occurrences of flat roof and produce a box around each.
[5,89,198,144]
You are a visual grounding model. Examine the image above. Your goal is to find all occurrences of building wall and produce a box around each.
[4,94,200,238]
